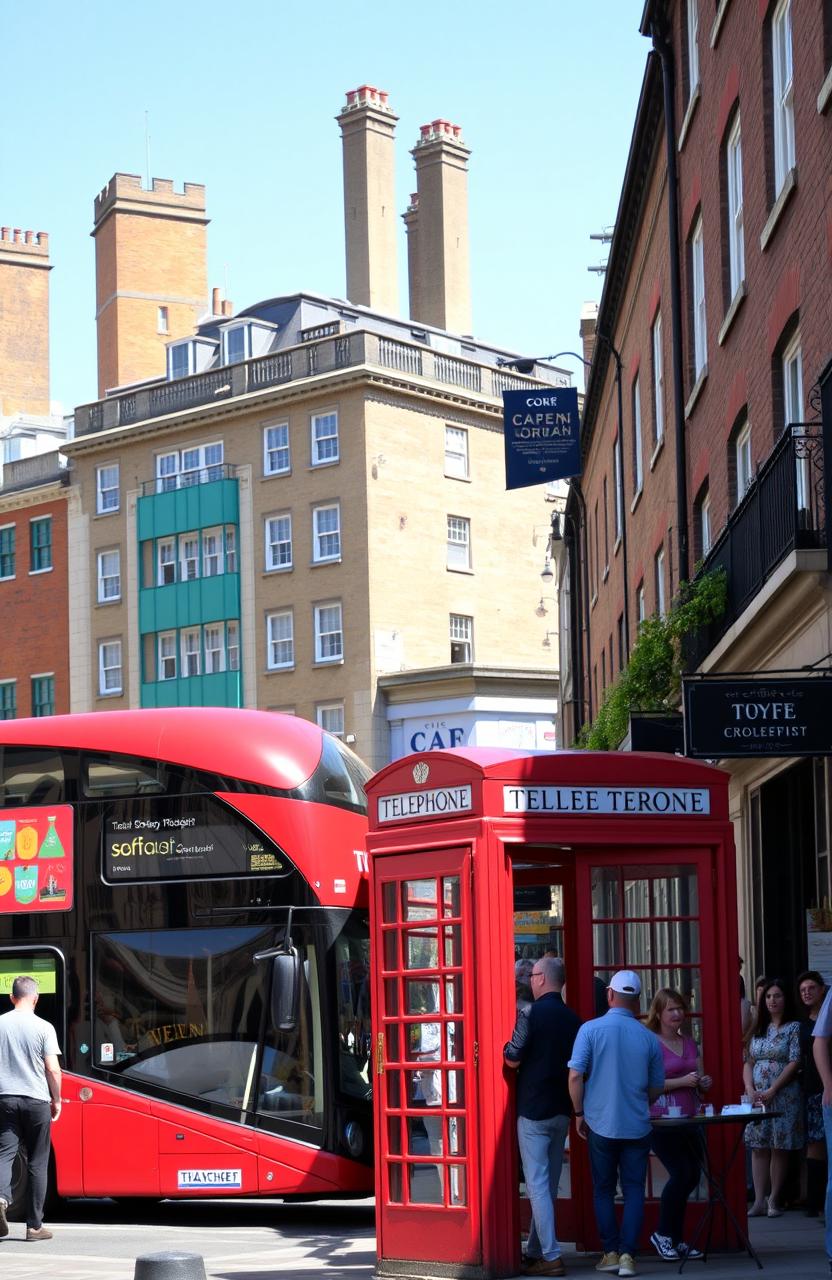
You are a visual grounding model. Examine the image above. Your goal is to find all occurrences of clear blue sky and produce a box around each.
[3,1,649,414]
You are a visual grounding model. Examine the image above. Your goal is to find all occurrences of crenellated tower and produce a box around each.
[0,227,51,417]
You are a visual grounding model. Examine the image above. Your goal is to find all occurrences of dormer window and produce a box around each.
[168,341,193,380]
[223,324,250,366]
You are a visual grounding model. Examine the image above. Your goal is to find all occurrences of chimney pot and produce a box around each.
[222,299,233,317]
[212,286,222,314]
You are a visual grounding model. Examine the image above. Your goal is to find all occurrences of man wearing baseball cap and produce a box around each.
[568,971,664,1278]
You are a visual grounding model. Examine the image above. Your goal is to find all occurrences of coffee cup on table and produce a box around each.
[667,1105,682,1117]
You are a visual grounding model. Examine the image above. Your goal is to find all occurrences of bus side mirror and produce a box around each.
[271,949,300,1032]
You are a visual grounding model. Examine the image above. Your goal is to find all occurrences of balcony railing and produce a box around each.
[140,462,238,497]
[685,425,825,670]
[75,328,559,436]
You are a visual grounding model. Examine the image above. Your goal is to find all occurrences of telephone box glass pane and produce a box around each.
[403,879,438,921]
[443,924,462,966]
[593,923,622,968]
[388,1162,403,1202]
[625,921,652,964]
[449,1164,467,1206]
[409,1161,444,1205]
[386,1071,401,1108]
[408,1022,441,1061]
[446,1021,463,1060]
[382,881,398,923]
[592,867,620,917]
[385,1024,400,1062]
[654,920,700,962]
[447,1069,465,1106]
[444,975,463,1014]
[388,1116,402,1154]
[443,875,461,917]
[654,869,699,915]
[383,930,398,970]
[406,928,439,970]
[407,1114,443,1155]
[448,1115,465,1154]
[384,979,399,1016]
[406,980,439,1014]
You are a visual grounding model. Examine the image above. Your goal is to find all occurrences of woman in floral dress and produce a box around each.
[743,978,803,1216]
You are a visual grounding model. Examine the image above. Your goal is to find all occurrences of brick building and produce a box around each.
[64,88,566,768]
[561,0,832,979]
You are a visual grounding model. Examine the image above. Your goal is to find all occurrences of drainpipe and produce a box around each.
[650,19,690,584]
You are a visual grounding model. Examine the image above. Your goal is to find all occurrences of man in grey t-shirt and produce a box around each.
[0,975,62,1241]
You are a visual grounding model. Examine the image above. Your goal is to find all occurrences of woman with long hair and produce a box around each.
[646,988,713,1263]
[797,970,828,1216]
[743,977,804,1216]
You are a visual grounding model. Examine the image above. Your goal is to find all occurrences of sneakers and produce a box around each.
[596,1256,621,1274]
[618,1256,637,1278]
[25,1226,52,1242]
[677,1243,703,1261]
[649,1232,679,1262]
[0,1198,7,1239]
[523,1259,566,1277]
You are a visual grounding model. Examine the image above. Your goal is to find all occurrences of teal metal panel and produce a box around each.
[139,574,241,634]
[136,478,239,542]
[140,669,243,709]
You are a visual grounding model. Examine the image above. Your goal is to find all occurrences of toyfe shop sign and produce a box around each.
[683,677,832,758]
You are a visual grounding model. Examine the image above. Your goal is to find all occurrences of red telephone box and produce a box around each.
[365,749,743,1278]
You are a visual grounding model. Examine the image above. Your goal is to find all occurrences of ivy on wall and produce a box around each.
[577,569,727,750]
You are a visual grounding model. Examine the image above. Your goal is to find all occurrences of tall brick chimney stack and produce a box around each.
[409,120,472,334]
[402,192,422,326]
[92,173,209,396]
[0,228,51,417]
[580,300,599,369]
[336,86,399,315]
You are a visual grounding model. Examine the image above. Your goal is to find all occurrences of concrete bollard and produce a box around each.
[134,1252,207,1280]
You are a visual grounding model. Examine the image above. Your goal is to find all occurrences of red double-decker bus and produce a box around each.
[0,708,374,1210]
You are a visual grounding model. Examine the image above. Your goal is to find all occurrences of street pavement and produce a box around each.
[0,1198,827,1280]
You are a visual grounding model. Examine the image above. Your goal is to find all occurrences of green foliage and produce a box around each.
[577,568,727,751]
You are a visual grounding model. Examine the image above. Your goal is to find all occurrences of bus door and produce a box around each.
[373,847,480,1267]
[511,861,582,1245]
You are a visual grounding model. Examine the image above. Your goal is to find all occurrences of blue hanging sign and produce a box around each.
[502,387,581,490]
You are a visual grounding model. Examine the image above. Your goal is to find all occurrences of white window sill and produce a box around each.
[650,435,665,470]
[630,487,643,515]
[678,83,701,153]
[264,566,293,576]
[613,533,622,557]
[96,598,122,607]
[312,557,342,568]
[310,459,340,470]
[590,591,598,611]
[263,469,292,481]
[313,657,345,668]
[760,167,797,252]
[266,665,295,675]
[603,565,610,583]
[818,65,832,115]
[447,566,474,575]
[718,282,747,347]
[685,365,709,419]
[444,472,472,483]
[95,509,120,518]
[29,567,53,576]
[710,0,732,48]
[97,690,123,699]
[0,575,15,583]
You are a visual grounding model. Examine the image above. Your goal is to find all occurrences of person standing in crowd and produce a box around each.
[811,983,832,1276]
[569,970,664,1279]
[744,977,804,1216]
[0,976,62,1241]
[505,957,581,1277]
[646,989,712,1263]
[797,971,828,1217]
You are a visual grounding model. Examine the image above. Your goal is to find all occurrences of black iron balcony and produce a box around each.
[685,425,825,670]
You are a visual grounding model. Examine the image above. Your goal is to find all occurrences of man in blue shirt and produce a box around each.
[505,956,581,1277]
[568,970,664,1279]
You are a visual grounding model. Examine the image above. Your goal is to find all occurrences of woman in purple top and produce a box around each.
[646,988,713,1263]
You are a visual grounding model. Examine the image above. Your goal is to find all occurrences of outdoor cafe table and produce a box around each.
[652,1111,782,1272]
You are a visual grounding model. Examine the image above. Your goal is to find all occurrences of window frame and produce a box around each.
[0,679,16,720]
[181,628,202,678]
[0,524,15,580]
[632,375,644,495]
[264,422,291,476]
[311,411,339,467]
[96,463,120,514]
[772,0,795,197]
[204,623,226,675]
[447,514,472,572]
[450,613,473,664]
[158,632,177,682]
[701,491,712,558]
[97,548,121,603]
[31,673,55,718]
[782,331,803,427]
[613,439,623,541]
[691,216,707,380]
[314,601,344,664]
[735,419,753,503]
[227,620,240,672]
[686,0,700,103]
[312,503,342,564]
[444,425,469,479]
[157,538,176,586]
[266,610,295,671]
[29,516,53,574]
[316,703,345,739]
[655,546,667,618]
[180,532,200,582]
[98,639,123,696]
[265,513,293,572]
[651,311,665,448]
[726,113,745,300]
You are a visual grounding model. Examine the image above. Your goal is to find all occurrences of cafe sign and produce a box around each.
[683,676,832,758]
[502,387,581,490]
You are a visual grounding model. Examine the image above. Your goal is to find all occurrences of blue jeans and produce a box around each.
[822,1104,832,1260]
[650,1125,704,1245]
[517,1112,570,1260]
[587,1129,651,1257]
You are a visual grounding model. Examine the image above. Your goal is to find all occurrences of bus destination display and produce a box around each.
[104,795,290,883]
[0,805,74,915]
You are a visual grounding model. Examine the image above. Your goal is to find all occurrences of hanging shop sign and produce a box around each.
[0,805,74,915]
[683,676,832,758]
[503,387,581,489]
